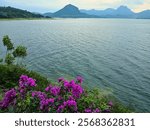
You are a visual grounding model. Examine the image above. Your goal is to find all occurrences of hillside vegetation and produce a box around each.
[0,6,44,18]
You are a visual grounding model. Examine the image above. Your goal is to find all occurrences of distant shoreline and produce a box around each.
[0,18,150,21]
[0,18,53,20]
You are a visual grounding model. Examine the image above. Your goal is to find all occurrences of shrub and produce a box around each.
[0,74,131,113]
[0,64,49,90]
[5,53,15,65]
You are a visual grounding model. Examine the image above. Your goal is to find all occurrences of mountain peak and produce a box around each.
[116,5,134,15]
[53,4,88,18]
[63,4,79,10]
[117,5,131,11]
[118,5,128,9]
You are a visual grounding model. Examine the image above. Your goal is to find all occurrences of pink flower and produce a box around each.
[58,77,64,82]
[108,101,113,107]
[76,76,83,84]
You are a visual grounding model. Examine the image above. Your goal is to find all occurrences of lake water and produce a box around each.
[0,19,150,112]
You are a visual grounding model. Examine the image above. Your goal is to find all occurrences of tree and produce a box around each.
[13,45,27,64]
[5,53,15,65]
[1,35,27,65]
[2,35,14,54]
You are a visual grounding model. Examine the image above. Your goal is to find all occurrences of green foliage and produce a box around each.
[107,97,133,113]
[3,35,10,47]
[0,64,50,90]
[77,88,132,113]
[1,35,27,65]
[0,58,3,63]
[2,35,14,51]
[5,53,15,65]
[77,88,108,111]
[0,6,44,18]
[13,45,27,58]
[14,93,39,113]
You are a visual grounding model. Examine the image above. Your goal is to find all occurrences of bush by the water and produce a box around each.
[0,64,131,113]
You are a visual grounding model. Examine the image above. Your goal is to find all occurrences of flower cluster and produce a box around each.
[62,79,83,99]
[31,76,84,112]
[32,91,53,111]
[19,75,36,87]
[0,88,16,109]
[57,99,77,112]
[0,75,114,113]
[45,85,60,96]
[19,75,36,96]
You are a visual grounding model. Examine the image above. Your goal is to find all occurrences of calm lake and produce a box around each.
[0,19,150,112]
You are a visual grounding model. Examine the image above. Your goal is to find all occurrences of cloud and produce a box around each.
[134,2,150,12]
[1,0,150,12]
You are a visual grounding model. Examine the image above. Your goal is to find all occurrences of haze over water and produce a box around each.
[0,19,150,112]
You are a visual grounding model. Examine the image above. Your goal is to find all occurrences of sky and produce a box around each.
[0,0,150,13]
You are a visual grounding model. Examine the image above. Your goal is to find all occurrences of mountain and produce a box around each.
[114,6,135,18]
[45,4,98,18]
[3,4,149,19]
[80,8,115,16]
[0,6,44,18]
[136,10,150,19]
[116,6,134,15]
[43,12,53,17]
[80,6,135,18]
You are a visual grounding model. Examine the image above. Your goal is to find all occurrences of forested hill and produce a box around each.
[0,6,44,18]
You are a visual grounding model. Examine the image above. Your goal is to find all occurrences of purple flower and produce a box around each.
[76,76,83,84]
[19,89,25,94]
[64,99,77,111]
[93,108,101,113]
[57,99,77,113]
[72,84,83,98]
[84,108,92,113]
[45,85,60,96]
[32,91,47,100]
[28,78,36,87]
[63,79,84,98]
[19,75,36,88]
[45,85,52,92]
[50,86,60,96]
[40,99,49,110]
[68,96,74,100]
[69,80,76,87]
[108,101,113,107]
[32,91,55,111]
[57,105,65,112]
[48,98,55,103]
[63,80,70,88]
[20,75,28,82]
[58,77,64,82]
[0,88,16,108]
[66,100,76,107]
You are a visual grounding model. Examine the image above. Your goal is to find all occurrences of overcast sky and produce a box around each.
[1,0,150,13]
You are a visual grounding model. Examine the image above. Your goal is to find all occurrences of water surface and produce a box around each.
[0,19,150,112]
